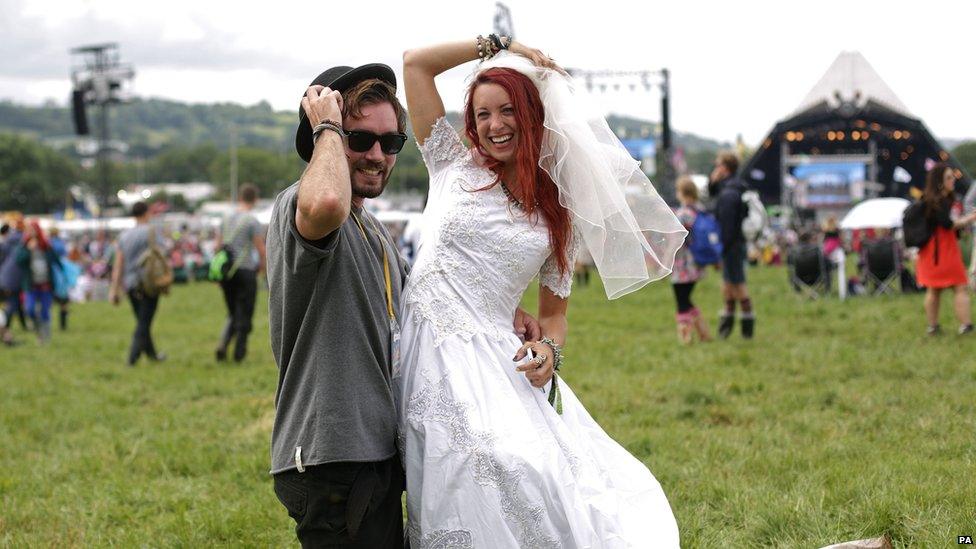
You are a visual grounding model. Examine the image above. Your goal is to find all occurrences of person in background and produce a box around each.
[916,164,976,335]
[48,227,71,330]
[110,201,167,366]
[214,183,266,362]
[0,224,19,346]
[15,220,62,344]
[1,219,28,333]
[962,175,976,286]
[822,216,842,256]
[671,176,712,343]
[709,150,755,339]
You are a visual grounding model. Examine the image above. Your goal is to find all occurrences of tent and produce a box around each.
[742,52,971,209]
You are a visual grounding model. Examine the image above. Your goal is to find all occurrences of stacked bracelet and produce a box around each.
[312,120,343,144]
[539,336,563,371]
[488,33,509,52]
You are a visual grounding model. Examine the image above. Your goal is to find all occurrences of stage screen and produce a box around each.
[790,161,868,208]
[620,137,656,176]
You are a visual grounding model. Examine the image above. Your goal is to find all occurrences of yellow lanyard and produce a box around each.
[350,211,396,321]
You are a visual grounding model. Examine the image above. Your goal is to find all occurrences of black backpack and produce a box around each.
[902,201,932,248]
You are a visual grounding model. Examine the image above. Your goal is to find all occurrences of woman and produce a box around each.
[671,177,711,344]
[399,37,685,547]
[15,220,62,343]
[822,216,841,257]
[917,163,976,335]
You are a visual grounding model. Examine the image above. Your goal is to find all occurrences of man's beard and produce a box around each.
[350,158,390,199]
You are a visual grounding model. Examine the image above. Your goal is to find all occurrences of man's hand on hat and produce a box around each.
[302,85,343,128]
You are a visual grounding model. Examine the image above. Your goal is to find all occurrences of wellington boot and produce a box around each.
[741,314,755,339]
[691,309,712,342]
[718,314,735,339]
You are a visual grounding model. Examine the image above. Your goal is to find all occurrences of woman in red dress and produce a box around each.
[917,163,976,335]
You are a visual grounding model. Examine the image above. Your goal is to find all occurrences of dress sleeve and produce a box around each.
[418,116,468,177]
[539,230,581,299]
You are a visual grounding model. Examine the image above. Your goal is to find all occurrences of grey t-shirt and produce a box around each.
[267,182,408,474]
[118,224,162,291]
[222,211,261,272]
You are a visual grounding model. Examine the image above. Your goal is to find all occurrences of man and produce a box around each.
[110,201,167,366]
[0,219,27,334]
[0,223,20,346]
[267,65,539,547]
[709,150,755,339]
[214,183,266,362]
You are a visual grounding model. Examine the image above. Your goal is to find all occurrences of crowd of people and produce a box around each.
[665,151,758,344]
[0,188,265,355]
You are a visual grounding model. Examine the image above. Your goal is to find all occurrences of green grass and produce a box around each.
[1,266,974,547]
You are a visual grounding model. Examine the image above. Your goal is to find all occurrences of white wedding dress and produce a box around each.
[396,117,679,549]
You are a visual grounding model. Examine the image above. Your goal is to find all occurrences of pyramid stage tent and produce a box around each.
[742,51,971,212]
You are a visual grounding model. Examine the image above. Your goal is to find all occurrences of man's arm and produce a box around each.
[109,243,123,305]
[295,86,351,242]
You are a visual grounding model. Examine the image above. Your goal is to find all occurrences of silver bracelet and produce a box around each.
[312,121,343,144]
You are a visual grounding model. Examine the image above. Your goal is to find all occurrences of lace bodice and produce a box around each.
[403,117,577,346]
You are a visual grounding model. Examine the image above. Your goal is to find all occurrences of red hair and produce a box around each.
[464,68,572,275]
[23,219,50,251]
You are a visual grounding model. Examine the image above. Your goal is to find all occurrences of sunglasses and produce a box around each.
[343,130,408,155]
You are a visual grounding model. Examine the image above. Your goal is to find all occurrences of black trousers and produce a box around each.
[672,281,697,313]
[127,289,159,364]
[218,269,257,361]
[274,456,404,548]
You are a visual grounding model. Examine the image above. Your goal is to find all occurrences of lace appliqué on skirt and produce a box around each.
[407,377,560,549]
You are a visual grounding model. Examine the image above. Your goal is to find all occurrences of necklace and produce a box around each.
[499,180,531,210]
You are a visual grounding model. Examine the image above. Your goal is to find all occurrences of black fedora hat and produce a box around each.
[295,63,397,163]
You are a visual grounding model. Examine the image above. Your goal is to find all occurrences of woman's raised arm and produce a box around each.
[402,41,480,145]
[403,37,561,144]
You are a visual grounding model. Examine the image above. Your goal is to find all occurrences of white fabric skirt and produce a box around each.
[398,319,680,548]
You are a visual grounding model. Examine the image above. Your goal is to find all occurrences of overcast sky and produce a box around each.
[1,0,973,145]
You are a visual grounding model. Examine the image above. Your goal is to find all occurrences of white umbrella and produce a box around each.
[839,198,911,230]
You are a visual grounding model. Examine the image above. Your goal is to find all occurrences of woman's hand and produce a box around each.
[508,41,567,75]
[513,339,556,388]
[513,307,541,342]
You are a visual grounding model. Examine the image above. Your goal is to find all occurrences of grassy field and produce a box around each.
[1,264,974,547]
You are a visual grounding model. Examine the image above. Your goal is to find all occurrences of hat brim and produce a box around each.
[295,64,397,163]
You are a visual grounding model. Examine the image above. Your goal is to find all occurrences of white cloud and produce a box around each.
[1,0,973,144]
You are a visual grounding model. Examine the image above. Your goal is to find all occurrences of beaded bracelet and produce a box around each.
[539,336,563,371]
[476,35,488,60]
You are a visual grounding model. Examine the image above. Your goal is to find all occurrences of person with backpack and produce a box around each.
[110,201,169,366]
[671,176,715,343]
[213,183,266,362]
[709,150,756,339]
[913,164,976,336]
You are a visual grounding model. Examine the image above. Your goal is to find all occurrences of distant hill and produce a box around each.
[0,98,296,158]
[0,98,728,160]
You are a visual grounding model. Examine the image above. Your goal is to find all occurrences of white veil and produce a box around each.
[473,52,688,299]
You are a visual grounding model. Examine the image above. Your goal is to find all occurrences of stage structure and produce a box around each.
[743,51,970,218]
[491,3,673,199]
[493,2,515,39]
[70,43,135,211]
[565,67,673,200]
